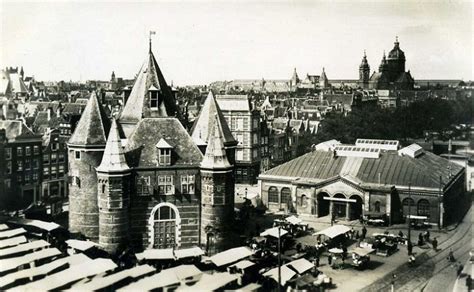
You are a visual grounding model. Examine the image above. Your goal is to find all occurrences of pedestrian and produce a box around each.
[425,230,430,242]
[432,237,438,251]
[448,249,455,262]
[355,230,360,240]
[457,264,463,276]
[407,241,413,255]
[418,233,423,246]
[466,275,472,290]
[362,226,367,240]
[398,230,404,238]
[328,254,332,266]
[350,227,355,239]
[315,256,320,267]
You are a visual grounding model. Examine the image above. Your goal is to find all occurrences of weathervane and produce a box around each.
[149,30,156,52]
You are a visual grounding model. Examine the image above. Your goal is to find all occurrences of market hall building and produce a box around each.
[258,139,466,227]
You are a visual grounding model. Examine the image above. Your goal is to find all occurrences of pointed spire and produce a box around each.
[191,91,236,147]
[120,39,177,123]
[97,119,130,173]
[201,114,232,170]
[68,92,111,146]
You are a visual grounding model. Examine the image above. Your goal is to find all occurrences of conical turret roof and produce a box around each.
[68,92,111,146]
[96,119,130,173]
[191,91,236,147]
[201,114,232,170]
[120,48,178,123]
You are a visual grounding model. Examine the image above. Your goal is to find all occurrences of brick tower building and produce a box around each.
[67,92,111,241]
[96,119,131,254]
[200,114,235,251]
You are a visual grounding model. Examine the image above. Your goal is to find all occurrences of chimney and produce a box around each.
[47,107,52,121]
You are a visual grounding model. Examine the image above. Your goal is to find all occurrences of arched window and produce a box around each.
[300,195,308,208]
[281,188,291,204]
[374,201,381,213]
[402,198,415,207]
[417,199,430,217]
[149,203,180,249]
[268,187,279,203]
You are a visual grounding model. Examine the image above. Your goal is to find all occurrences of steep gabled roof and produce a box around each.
[201,114,232,170]
[119,50,177,123]
[96,119,130,173]
[123,118,202,168]
[68,92,111,146]
[190,91,236,147]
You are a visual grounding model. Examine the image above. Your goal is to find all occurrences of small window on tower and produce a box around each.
[75,151,81,160]
[149,89,159,108]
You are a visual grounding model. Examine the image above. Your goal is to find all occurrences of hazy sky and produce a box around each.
[1,0,472,85]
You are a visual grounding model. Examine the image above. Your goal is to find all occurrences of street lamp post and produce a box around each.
[277,225,281,292]
[407,183,412,254]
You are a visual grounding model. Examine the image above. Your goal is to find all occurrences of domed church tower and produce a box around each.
[387,36,406,80]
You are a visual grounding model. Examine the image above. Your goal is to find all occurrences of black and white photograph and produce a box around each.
[0,0,472,291]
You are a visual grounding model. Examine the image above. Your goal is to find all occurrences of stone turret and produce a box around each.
[200,114,235,251]
[67,92,111,241]
[96,119,130,254]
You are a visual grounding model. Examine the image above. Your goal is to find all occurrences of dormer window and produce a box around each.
[149,86,159,109]
[156,138,173,166]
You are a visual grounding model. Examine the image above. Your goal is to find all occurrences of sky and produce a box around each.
[1,0,472,85]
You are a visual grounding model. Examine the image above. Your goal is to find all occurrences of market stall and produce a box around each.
[350,247,374,269]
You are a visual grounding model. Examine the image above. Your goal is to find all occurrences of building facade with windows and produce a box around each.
[68,44,234,254]
[258,139,466,227]
[216,95,261,184]
[0,120,43,210]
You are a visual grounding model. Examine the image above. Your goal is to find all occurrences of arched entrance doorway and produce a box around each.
[349,195,363,220]
[317,192,330,217]
[148,203,181,249]
[332,193,347,218]
[281,187,292,212]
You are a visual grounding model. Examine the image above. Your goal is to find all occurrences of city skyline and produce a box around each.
[1,0,472,85]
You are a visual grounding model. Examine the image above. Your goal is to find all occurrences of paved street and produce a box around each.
[361,203,472,292]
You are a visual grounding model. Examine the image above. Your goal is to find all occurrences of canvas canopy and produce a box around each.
[66,239,98,251]
[263,265,296,286]
[178,272,238,291]
[285,216,303,225]
[351,247,375,257]
[286,258,313,274]
[313,225,350,238]
[209,246,253,267]
[0,236,27,249]
[75,264,155,290]
[260,227,288,238]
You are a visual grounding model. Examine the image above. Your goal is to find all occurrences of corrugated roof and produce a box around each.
[0,228,26,240]
[124,118,202,168]
[261,149,463,190]
[190,91,236,146]
[68,92,110,146]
